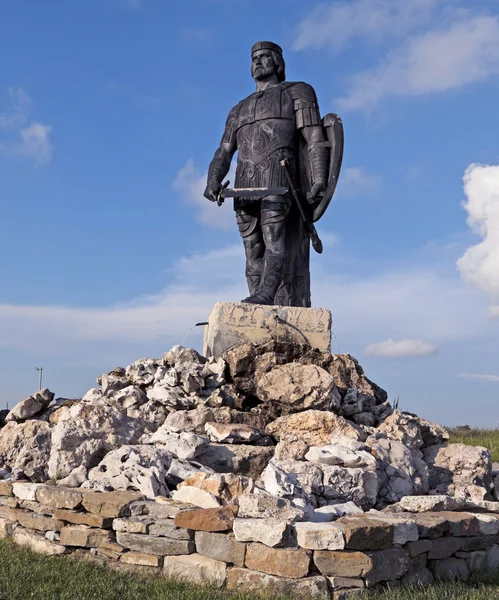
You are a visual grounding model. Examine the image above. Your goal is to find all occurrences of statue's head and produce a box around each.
[251,41,286,83]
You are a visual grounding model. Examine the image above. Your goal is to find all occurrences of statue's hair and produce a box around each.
[251,49,286,83]
[270,49,286,83]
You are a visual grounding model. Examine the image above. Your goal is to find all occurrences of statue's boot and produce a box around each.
[241,253,284,305]
[244,262,262,298]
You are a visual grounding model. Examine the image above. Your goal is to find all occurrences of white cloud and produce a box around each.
[173,158,235,230]
[457,372,499,382]
[363,337,439,357]
[316,229,339,248]
[336,15,499,111]
[338,166,381,197]
[457,163,499,314]
[293,0,439,52]
[0,240,492,359]
[0,88,54,166]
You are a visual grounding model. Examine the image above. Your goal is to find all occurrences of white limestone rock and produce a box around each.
[166,458,215,486]
[321,465,378,509]
[0,420,53,481]
[112,386,147,409]
[6,388,54,422]
[233,518,292,547]
[257,363,341,413]
[398,495,462,513]
[236,494,306,522]
[262,460,321,502]
[145,426,208,460]
[85,445,171,498]
[205,422,262,444]
[294,521,345,550]
[172,485,221,508]
[423,443,493,500]
[376,411,424,454]
[101,373,129,398]
[367,435,429,503]
[163,553,226,588]
[13,482,42,500]
[165,406,215,434]
[154,366,179,386]
[126,358,160,386]
[305,444,376,470]
[57,465,88,487]
[312,502,364,522]
[47,402,146,480]
[164,345,206,367]
[82,388,105,404]
[146,383,197,410]
[126,399,169,428]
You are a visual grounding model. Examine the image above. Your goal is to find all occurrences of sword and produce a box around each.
[280,158,323,254]
[216,180,288,206]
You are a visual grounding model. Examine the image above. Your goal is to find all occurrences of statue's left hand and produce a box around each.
[307,182,326,202]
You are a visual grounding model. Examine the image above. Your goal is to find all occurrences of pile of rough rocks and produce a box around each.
[0,341,495,522]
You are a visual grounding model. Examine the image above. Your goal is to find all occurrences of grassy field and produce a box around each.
[2,540,499,600]
[448,427,499,462]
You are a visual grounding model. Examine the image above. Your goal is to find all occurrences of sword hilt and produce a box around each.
[217,180,230,207]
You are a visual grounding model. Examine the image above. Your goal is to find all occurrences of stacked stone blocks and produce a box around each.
[2,482,499,598]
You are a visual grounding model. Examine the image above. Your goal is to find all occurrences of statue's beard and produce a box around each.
[253,65,276,81]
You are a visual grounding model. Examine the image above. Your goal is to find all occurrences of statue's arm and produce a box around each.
[290,83,329,201]
[204,106,238,202]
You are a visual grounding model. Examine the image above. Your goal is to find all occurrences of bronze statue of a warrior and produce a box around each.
[204,41,343,307]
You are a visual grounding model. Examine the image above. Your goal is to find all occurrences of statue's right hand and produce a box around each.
[203,182,221,202]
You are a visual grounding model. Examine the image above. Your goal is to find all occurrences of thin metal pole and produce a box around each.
[35,367,43,391]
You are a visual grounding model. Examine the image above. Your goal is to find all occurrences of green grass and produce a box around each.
[448,427,499,462]
[2,540,499,600]
[0,540,283,600]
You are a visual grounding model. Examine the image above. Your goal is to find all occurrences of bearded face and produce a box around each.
[251,49,277,81]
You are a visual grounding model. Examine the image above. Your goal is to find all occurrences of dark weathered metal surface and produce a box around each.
[204,41,344,306]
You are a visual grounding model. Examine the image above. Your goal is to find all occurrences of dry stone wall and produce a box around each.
[2,482,499,598]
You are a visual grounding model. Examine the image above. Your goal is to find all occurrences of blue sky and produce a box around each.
[1,0,499,426]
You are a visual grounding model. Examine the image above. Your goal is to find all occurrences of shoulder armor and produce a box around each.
[285,82,321,129]
[285,81,318,104]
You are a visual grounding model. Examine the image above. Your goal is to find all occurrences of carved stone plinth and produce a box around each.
[203,302,332,358]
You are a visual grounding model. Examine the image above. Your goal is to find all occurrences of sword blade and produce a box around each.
[221,186,288,198]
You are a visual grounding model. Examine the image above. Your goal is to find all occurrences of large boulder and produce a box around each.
[321,465,378,509]
[223,341,388,410]
[266,410,364,446]
[376,410,449,453]
[256,363,341,414]
[144,425,208,460]
[125,358,161,386]
[48,402,147,480]
[367,435,429,504]
[0,420,52,481]
[85,445,171,497]
[423,443,493,501]
[6,388,54,422]
[196,444,275,479]
[376,411,424,454]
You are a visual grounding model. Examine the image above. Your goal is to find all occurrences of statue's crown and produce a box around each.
[251,41,283,56]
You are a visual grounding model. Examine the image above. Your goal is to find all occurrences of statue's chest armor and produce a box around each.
[236,86,296,163]
[238,85,294,125]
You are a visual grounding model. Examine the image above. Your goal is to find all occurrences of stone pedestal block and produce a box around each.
[203,302,332,358]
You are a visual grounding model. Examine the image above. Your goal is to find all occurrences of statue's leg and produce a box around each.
[236,208,263,299]
[243,197,288,306]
